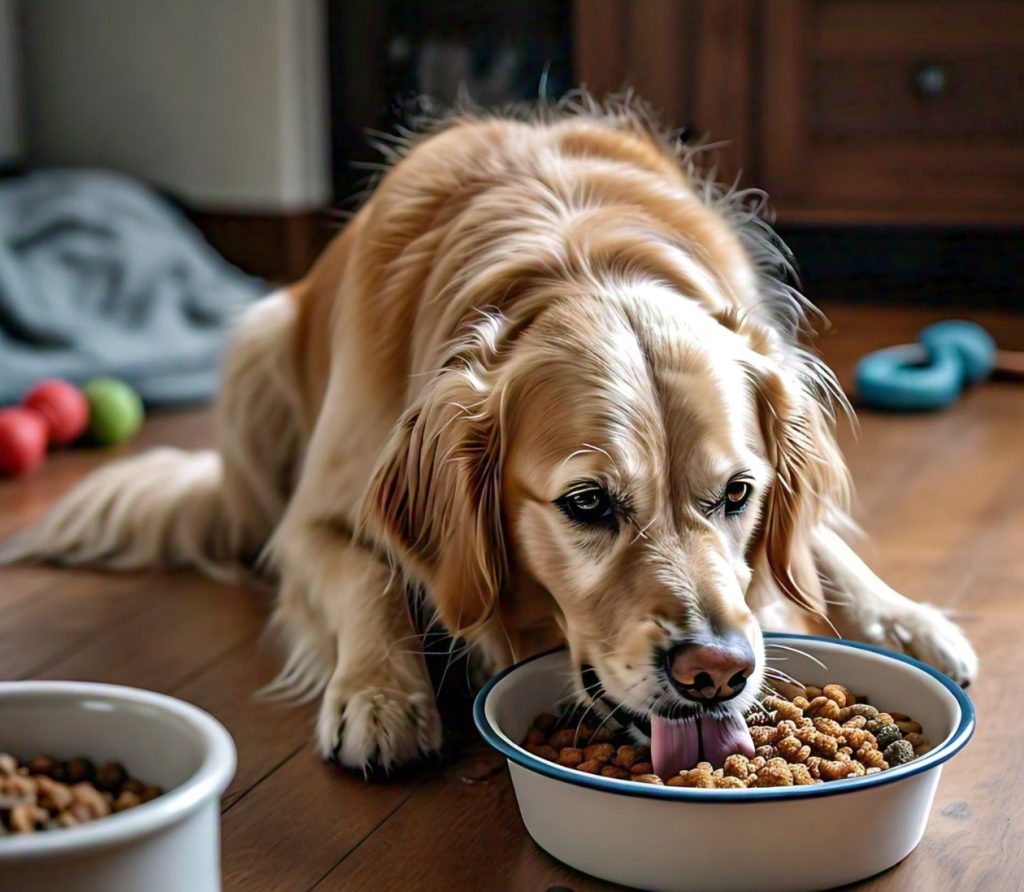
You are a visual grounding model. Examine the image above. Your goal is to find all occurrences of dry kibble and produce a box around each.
[883,740,916,766]
[63,757,95,785]
[750,725,781,746]
[812,717,844,737]
[583,743,615,764]
[525,744,558,762]
[723,754,753,779]
[547,729,578,751]
[841,728,876,750]
[139,785,163,804]
[857,744,888,770]
[822,684,849,707]
[114,791,142,812]
[632,774,664,785]
[94,762,127,794]
[764,696,803,722]
[557,747,584,768]
[839,703,879,722]
[776,736,811,763]
[9,803,47,833]
[525,728,546,747]
[873,723,902,750]
[905,732,932,755]
[755,764,793,787]
[600,765,630,780]
[35,776,73,813]
[520,682,923,790]
[896,719,923,735]
[28,755,62,780]
[614,745,642,769]
[789,763,816,785]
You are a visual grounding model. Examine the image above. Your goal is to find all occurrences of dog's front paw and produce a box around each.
[878,602,978,687]
[318,678,442,774]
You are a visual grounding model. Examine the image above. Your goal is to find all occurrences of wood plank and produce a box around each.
[312,750,615,892]
[33,576,268,693]
[220,747,424,892]
[172,634,316,810]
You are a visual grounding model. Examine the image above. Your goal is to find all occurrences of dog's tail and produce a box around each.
[1,290,306,581]
[0,448,247,580]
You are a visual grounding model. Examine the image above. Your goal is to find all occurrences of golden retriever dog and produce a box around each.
[2,96,976,773]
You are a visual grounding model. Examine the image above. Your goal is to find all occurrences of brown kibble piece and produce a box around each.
[629,762,654,776]
[557,747,584,768]
[614,745,642,769]
[525,728,546,746]
[114,791,143,812]
[546,729,578,751]
[600,765,630,779]
[583,743,615,764]
[714,776,745,789]
[63,757,96,785]
[35,776,73,813]
[140,784,163,803]
[9,803,48,833]
[576,759,602,774]
[631,774,664,785]
[525,744,558,762]
[28,755,62,780]
[764,696,803,722]
[95,762,127,793]
[822,684,849,707]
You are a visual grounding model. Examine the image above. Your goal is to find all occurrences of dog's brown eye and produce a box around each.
[556,486,617,530]
[724,481,752,515]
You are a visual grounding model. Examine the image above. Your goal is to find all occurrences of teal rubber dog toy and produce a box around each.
[855,320,1013,411]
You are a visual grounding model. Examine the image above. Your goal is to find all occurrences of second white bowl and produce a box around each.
[0,681,236,892]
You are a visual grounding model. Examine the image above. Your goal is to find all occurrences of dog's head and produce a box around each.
[365,279,847,751]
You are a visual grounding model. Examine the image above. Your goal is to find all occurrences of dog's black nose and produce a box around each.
[664,632,755,703]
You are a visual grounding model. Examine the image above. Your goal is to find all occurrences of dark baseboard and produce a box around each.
[184,207,337,284]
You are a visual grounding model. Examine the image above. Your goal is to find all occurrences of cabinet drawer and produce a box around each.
[761,0,1024,224]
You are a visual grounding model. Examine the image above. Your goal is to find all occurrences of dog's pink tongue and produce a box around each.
[651,714,755,778]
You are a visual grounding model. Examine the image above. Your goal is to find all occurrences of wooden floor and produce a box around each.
[2,303,1022,891]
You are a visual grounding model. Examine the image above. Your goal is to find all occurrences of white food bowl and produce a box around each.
[475,633,974,892]
[0,681,236,892]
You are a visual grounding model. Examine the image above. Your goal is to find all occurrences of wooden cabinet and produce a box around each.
[576,0,1024,226]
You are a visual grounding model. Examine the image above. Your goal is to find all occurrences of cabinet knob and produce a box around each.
[912,63,951,100]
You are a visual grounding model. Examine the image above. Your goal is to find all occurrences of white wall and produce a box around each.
[21,0,330,211]
[0,0,22,164]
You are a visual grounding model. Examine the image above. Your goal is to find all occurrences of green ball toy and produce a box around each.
[83,378,144,445]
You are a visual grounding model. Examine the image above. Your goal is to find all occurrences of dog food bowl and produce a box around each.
[0,681,236,892]
[475,633,974,892]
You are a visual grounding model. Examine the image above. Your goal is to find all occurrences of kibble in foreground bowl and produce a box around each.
[0,682,236,892]
[474,633,974,892]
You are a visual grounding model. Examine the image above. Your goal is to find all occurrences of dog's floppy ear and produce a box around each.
[745,357,851,615]
[363,365,506,639]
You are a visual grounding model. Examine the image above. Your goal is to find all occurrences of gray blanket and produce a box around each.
[0,169,264,406]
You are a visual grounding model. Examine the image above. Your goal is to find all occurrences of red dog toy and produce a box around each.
[0,408,49,475]
[0,379,91,476]
[23,379,90,446]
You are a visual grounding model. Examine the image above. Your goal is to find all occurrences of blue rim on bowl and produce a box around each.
[473,632,975,803]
